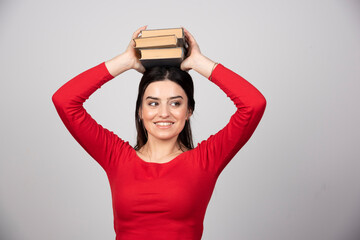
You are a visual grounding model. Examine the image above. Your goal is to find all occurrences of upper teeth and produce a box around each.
[156,122,172,126]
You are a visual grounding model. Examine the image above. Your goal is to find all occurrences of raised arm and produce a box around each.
[182,27,267,178]
[52,26,148,172]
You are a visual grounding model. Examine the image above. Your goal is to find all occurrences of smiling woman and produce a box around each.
[141,80,189,142]
[134,65,195,159]
[52,26,266,240]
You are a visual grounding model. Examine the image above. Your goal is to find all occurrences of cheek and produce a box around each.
[142,107,157,120]
[171,107,189,120]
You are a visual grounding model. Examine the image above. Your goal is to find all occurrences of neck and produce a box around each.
[139,135,184,159]
[142,136,182,159]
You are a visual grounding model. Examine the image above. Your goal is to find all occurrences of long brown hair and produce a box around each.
[134,66,195,151]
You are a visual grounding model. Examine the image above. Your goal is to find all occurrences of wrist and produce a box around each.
[105,53,132,77]
[191,54,216,79]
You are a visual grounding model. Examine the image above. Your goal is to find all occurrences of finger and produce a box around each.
[182,27,192,38]
[132,25,148,39]
[139,65,146,74]
[183,28,196,44]
[132,26,146,39]
[133,25,147,38]
[138,60,146,73]
[181,27,192,47]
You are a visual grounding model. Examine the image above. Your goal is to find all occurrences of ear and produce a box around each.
[186,109,193,119]
[138,106,142,120]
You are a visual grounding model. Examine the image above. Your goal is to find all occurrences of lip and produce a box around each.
[154,121,174,129]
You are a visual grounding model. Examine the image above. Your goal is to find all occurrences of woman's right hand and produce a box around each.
[123,25,147,73]
[105,26,147,77]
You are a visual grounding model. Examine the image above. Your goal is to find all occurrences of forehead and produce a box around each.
[144,80,186,98]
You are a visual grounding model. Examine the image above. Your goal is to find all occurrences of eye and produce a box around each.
[170,101,181,107]
[148,101,158,107]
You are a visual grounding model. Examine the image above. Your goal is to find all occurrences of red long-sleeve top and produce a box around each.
[52,62,266,240]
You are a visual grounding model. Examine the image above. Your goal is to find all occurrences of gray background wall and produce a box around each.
[1,0,359,239]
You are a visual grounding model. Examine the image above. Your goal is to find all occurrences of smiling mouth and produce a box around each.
[154,122,174,126]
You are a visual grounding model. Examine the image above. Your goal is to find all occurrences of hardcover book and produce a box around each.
[138,47,185,69]
[140,27,185,39]
[134,35,185,49]
[134,27,188,69]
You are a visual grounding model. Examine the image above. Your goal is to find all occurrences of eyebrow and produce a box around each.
[145,96,183,100]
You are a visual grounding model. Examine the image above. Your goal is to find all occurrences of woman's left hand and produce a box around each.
[180,27,202,71]
[180,27,217,79]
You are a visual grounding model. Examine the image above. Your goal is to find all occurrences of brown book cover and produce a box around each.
[140,27,184,38]
[140,27,188,50]
[134,35,178,49]
[139,47,185,69]
[135,27,188,69]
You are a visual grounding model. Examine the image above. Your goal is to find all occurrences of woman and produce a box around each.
[52,26,266,240]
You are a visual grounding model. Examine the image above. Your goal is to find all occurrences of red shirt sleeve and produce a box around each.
[197,63,267,178]
[52,62,128,173]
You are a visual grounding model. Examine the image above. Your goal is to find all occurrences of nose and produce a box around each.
[158,104,170,118]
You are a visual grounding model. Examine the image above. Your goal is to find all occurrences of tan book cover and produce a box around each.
[135,27,188,69]
[139,47,185,69]
[139,47,184,59]
[133,35,178,49]
[138,28,188,50]
[140,27,184,39]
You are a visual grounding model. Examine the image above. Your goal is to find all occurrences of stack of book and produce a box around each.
[133,27,188,69]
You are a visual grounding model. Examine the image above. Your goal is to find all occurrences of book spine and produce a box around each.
[140,58,183,69]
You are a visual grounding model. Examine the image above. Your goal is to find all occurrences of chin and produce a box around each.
[151,133,179,141]
[146,123,185,142]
